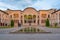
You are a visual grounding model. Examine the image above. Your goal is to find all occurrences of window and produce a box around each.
[10,15,12,18]
[21,20,23,24]
[38,20,39,25]
[33,15,36,19]
[24,20,27,23]
[38,16,39,18]
[24,15,27,19]
[13,14,19,18]
[41,20,46,23]
[24,15,36,23]
[48,15,50,18]
[28,15,32,19]
[33,20,36,23]
[41,14,47,18]
[21,16,22,18]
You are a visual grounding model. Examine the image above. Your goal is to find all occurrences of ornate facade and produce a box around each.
[0,7,60,27]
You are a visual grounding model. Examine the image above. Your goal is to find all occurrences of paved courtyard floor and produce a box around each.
[0,27,60,40]
[0,34,60,40]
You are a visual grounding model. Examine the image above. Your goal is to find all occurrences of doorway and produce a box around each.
[18,22,21,27]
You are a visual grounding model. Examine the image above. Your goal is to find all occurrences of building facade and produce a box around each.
[0,7,60,27]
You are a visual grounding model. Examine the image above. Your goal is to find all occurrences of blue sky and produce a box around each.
[0,0,60,10]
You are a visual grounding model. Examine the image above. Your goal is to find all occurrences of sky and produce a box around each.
[0,0,60,10]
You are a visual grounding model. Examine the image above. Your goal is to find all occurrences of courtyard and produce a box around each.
[0,33,60,40]
[0,26,60,40]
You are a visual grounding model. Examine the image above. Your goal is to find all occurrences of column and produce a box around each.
[58,13,59,24]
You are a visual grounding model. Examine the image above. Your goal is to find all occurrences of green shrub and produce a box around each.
[45,18,50,27]
[11,20,14,27]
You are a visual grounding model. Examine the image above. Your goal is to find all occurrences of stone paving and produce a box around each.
[0,34,60,40]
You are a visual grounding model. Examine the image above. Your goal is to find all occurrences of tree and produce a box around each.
[11,20,14,27]
[45,18,50,27]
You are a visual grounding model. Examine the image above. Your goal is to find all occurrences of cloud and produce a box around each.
[0,0,60,10]
[26,0,52,10]
[27,0,60,10]
[0,2,18,10]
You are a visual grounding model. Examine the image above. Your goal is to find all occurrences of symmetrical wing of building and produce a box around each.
[0,7,60,27]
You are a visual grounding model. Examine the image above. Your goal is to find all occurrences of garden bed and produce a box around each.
[47,26,60,28]
[0,26,14,29]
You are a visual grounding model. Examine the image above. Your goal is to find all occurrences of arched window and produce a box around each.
[33,15,36,19]
[41,14,47,18]
[24,15,27,19]
[10,15,12,18]
[28,15,32,19]
[13,14,19,18]
[24,15,27,23]
[48,15,50,18]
